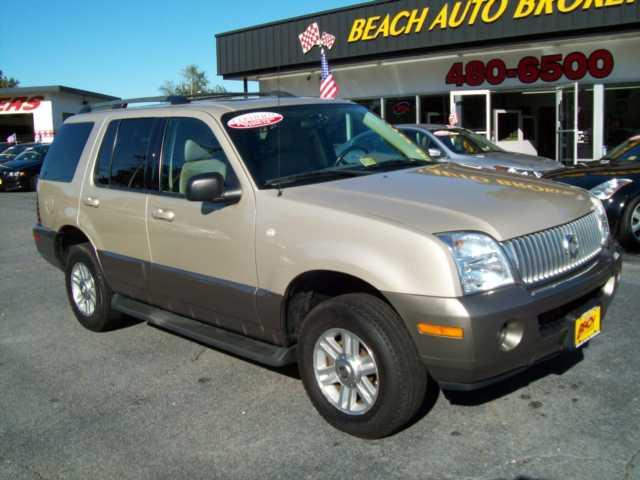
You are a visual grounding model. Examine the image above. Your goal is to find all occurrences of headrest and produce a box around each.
[184,139,211,163]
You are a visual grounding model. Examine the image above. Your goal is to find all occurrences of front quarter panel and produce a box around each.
[255,190,462,299]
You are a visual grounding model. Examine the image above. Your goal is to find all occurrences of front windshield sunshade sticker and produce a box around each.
[227,112,284,130]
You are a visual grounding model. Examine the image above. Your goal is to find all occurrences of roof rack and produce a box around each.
[79,91,294,113]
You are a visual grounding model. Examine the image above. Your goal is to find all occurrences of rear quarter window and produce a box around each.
[40,122,94,182]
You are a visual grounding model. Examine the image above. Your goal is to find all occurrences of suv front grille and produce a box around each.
[502,212,603,285]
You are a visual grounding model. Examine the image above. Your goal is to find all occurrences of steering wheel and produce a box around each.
[335,145,369,167]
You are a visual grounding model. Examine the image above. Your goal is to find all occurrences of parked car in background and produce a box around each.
[0,142,12,153]
[547,134,640,249]
[398,124,562,176]
[0,144,49,191]
[0,143,40,164]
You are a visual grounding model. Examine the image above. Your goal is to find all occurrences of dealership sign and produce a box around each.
[216,0,638,78]
[347,0,634,43]
[0,96,44,113]
[445,49,614,86]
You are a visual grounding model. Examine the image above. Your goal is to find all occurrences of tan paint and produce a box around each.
[40,97,596,302]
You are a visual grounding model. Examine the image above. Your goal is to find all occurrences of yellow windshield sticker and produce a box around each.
[359,156,377,167]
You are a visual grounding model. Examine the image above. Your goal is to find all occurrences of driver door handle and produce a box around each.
[83,197,100,208]
[152,208,175,222]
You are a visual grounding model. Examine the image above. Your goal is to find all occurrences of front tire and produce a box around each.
[65,243,120,332]
[619,195,640,250]
[298,293,427,438]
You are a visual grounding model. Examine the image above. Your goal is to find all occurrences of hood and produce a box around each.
[470,151,562,172]
[283,163,593,241]
[546,161,640,190]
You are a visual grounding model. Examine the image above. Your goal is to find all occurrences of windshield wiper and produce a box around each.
[356,158,432,171]
[263,169,365,189]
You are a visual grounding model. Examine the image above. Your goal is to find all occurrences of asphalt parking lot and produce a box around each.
[0,191,639,480]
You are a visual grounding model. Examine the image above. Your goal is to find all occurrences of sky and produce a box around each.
[0,0,358,98]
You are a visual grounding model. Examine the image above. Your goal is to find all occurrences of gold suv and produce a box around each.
[34,94,622,438]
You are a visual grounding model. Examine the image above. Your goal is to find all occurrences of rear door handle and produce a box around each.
[151,208,175,222]
[83,197,100,208]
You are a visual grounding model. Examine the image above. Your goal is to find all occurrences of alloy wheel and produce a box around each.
[70,262,97,317]
[313,328,379,415]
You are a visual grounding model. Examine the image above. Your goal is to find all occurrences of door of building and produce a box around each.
[449,90,491,139]
[556,83,580,165]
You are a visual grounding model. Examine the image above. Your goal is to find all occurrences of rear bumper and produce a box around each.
[387,245,623,391]
[33,224,62,270]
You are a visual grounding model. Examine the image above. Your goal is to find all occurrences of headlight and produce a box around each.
[7,171,25,177]
[590,178,632,200]
[437,232,515,295]
[591,196,610,245]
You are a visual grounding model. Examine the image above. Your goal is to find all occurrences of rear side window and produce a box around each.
[94,118,162,190]
[40,122,93,182]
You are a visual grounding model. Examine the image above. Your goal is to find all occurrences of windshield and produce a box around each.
[604,135,640,163]
[222,104,429,188]
[0,145,28,158]
[430,128,503,155]
[14,146,47,162]
[5,149,46,169]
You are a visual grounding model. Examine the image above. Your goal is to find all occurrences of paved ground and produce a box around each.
[0,191,639,480]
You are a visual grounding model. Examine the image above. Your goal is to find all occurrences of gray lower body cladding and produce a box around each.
[386,245,623,391]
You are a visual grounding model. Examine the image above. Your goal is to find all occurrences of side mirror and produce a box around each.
[186,172,225,202]
[428,148,444,159]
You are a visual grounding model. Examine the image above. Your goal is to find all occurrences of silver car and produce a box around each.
[399,124,563,177]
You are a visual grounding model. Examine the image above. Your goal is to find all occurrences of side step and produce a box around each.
[111,294,296,367]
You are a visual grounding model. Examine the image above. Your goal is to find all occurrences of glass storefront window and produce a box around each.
[605,86,640,152]
[384,97,416,125]
[354,98,381,117]
[420,95,448,125]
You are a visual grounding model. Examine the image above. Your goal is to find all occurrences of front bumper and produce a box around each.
[0,174,30,191]
[387,245,622,391]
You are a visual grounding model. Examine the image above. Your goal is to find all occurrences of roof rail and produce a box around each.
[188,91,294,101]
[78,91,295,114]
[79,95,189,113]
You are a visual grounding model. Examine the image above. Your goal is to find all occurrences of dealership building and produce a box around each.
[216,0,640,163]
[0,86,116,144]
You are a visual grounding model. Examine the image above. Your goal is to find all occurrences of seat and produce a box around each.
[258,126,329,181]
[179,139,227,194]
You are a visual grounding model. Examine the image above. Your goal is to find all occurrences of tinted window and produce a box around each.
[94,122,118,186]
[160,117,235,195]
[94,118,161,189]
[605,136,640,163]
[39,123,93,182]
[110,118,159,189]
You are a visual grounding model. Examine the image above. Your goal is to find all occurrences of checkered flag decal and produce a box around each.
[299,22,320,54]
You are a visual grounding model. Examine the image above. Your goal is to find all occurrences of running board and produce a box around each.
[111,294,296,367]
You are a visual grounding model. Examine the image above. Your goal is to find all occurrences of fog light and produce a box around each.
[498,321,523,352]
[602,275,616,297]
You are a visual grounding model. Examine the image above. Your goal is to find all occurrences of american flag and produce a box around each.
[320,48,339,100]
[299,22,320,54]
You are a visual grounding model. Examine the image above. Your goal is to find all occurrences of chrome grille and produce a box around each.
[502,212,603,285]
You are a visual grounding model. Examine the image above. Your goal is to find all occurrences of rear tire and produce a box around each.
[64,243,121,332]
[298,293,427,438]
[619,195,640,250]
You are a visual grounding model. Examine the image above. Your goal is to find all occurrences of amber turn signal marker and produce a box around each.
[417,323,464,339]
